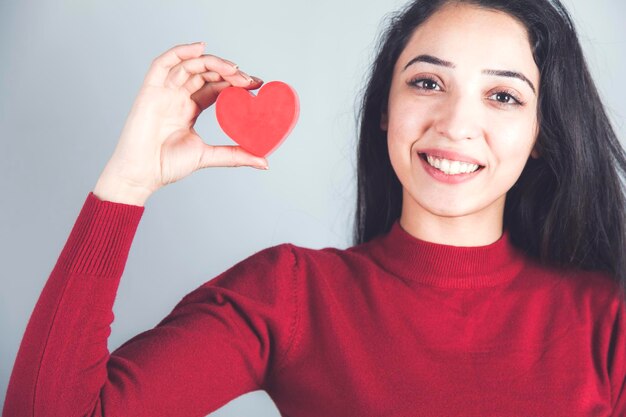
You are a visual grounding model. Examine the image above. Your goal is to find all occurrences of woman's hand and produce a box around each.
[94,42,267,205]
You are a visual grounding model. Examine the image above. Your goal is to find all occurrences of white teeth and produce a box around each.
[426,154,480,175]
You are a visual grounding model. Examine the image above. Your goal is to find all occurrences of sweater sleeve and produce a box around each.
[2,192,299,417]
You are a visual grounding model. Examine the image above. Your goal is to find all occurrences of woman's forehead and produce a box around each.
[398,3,539,82]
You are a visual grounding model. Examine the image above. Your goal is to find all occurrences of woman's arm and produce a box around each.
[3,42,283,416]
[3,192,145,416]
[3,192,298,417]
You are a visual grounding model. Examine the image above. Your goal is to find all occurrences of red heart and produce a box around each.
[215,81,300,157]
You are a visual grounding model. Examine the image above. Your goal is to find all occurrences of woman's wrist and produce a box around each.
[93,175,152,207]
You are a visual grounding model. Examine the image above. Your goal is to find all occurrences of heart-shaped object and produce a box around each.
[215,80,300,157]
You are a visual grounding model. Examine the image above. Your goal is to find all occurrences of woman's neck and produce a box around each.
[399,203,504,247]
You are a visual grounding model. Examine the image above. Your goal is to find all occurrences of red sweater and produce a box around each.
[4,192,626,417]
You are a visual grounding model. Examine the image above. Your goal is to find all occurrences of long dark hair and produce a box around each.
[353,0,626,293]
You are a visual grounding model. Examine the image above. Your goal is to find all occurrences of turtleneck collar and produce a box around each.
[365,220,526,289]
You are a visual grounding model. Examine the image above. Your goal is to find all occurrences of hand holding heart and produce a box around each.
[94,42,279,205]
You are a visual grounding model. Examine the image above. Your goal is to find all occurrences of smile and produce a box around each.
[417,152,485,184]
[422,153,481,175]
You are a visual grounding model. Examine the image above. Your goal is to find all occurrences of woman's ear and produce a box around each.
[530,146,540,159]
[531,126,540,159]
[380,112,388,131]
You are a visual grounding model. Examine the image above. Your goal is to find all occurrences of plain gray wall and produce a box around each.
[1,0,624,414]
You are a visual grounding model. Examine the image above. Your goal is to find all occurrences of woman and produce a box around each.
[4,0,626,416]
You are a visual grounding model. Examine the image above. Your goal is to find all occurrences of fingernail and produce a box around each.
[251,76,263,83]
[253,164,269,170]
[239,70,254,84]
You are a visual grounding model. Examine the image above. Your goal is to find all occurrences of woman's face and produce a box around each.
[383,3,540,238]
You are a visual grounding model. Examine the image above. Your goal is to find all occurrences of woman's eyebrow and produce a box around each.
[402,54,536,95]
[403,54,455,69]
[483,69,536,95]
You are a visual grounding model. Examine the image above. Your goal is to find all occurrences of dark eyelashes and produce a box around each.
[407,76,526,106]
[408,77,440,91]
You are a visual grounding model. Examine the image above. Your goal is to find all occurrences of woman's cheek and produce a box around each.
[393,102,432,145]
[388,111,416,147]
[490,116,536,156]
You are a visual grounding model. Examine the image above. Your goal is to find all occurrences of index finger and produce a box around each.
[143,42,237,87]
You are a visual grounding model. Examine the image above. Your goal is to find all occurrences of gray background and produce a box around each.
[1,0,624,414]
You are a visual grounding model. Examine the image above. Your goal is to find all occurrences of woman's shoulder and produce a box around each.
[237,241,356,262]
[524,257,625,309]
[283,239,377,269]
[198,242,375,305]
[219,240,371,278]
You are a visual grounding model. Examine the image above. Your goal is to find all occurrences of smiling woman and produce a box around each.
[3,0,626,416]
[382,3,542,246]
[355,0,626,279]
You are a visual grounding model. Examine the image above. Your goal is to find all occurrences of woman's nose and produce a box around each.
[433,92,483,142]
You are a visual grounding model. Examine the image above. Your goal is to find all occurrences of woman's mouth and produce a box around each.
[418,152,484,175]
[417,152,485,183]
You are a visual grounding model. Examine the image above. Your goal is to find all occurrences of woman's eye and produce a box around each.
[407,78,525,107]
[409,77,441,91]
[489,91,523,106]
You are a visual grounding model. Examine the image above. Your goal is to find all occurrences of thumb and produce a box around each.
[198,145,269,170]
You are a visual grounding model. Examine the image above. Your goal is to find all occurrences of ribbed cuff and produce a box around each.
[57,192,145,276]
